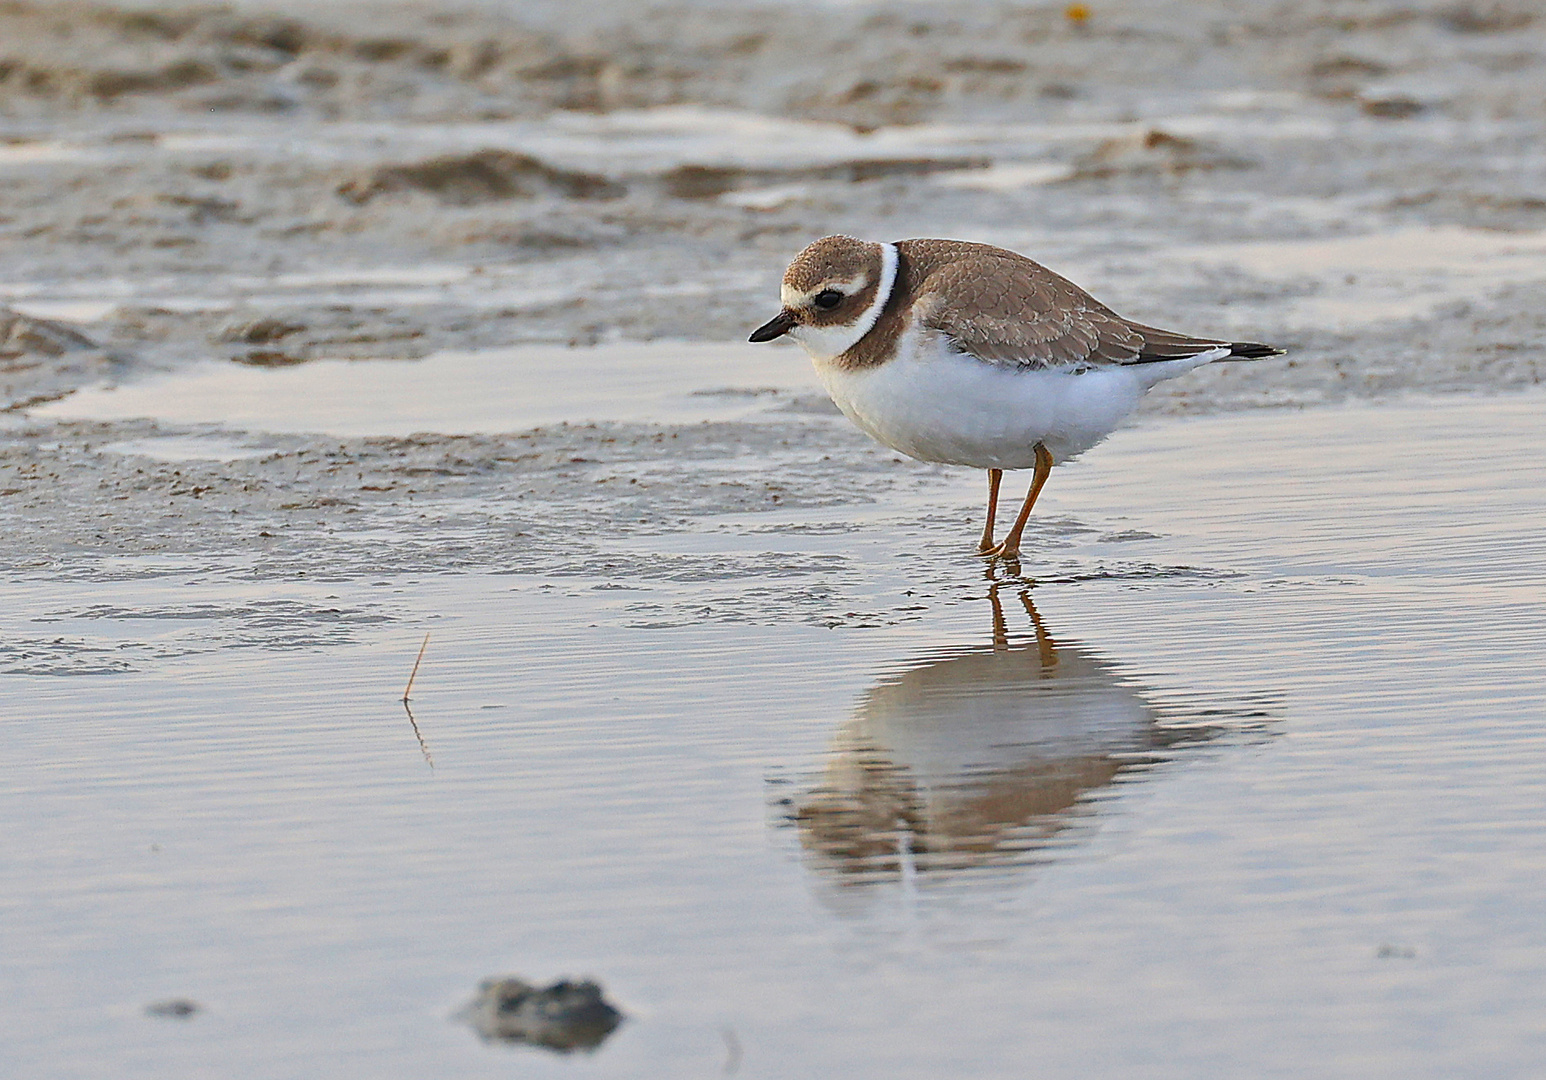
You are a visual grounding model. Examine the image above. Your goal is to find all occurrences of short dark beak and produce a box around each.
[749,310,797,343]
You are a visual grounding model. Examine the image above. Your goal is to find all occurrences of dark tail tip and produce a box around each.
[1228,342,1282,360]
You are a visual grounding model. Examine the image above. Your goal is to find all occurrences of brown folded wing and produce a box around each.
[911,249,1229,370]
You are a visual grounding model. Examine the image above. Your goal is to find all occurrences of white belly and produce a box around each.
[813,334,1212,469]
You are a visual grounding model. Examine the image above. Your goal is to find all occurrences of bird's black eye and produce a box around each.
[813,289,843,310]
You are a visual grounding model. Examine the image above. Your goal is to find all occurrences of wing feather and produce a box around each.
[914,252,1232,370]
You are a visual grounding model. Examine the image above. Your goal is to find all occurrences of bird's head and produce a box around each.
[749,235,897,361]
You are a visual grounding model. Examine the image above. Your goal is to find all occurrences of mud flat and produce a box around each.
[3,2,1546,1077]
[2,0,1545,412]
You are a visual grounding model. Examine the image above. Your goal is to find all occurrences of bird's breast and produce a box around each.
[812,329,1151,468]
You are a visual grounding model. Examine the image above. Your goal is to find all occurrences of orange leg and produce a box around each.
[985,443,1053,561]
[977,468,1003,554]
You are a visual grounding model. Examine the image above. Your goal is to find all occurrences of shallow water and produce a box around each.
[33,340,813,436]
[4,382,1545,1078]
[1178,226,1546,329]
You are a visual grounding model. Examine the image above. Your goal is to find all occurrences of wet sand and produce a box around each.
[3,1,1546,1077]
[3,0,1546,413]
[5,394,1546,1078]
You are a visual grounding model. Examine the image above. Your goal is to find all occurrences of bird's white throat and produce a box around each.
[790,242,898,362]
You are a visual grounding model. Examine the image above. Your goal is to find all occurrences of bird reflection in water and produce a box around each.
[789,579,1269,885]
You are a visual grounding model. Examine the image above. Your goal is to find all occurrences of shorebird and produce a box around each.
[750,236,1279,559]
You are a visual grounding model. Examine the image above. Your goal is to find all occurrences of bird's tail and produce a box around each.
[1222,341,1282,360]
[1123,331,1284,387]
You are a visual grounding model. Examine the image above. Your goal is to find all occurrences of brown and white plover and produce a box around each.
[750,236,1280,559]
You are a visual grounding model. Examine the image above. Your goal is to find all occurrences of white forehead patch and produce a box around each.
[788,242,899,362]
[781,275,866,309]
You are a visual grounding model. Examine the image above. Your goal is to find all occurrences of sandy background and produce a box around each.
[1,0,1544,573]
[3,0,1544,407]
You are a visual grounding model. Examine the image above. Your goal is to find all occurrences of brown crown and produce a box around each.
[782,235,879,292]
